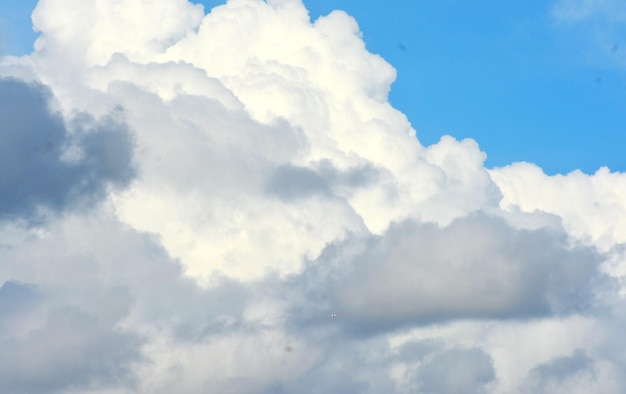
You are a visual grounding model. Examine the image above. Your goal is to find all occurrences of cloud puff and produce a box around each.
[491,163,626,249]
[0,77,135,222]
[2,0,626,392]
[289,214,601,334]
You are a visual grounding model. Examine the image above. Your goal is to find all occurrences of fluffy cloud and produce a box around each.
[2,0,626,392]
[287,214,601,335]
[491,163,626,248]
[0,78,134,221]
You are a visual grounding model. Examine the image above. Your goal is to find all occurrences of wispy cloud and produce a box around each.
[552,0,626,22]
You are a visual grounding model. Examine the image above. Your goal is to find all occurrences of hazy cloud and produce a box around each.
[0,306,143,394]
[552,0,626,22]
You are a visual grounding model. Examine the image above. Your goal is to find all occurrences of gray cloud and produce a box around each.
[0,280,41,317]
[0,209,268,393]
[258,336,397,394]
[532,349,594,382]
[522,349,606,393]
[265,161,381,202]
[252,336,494,394]
[288,213,602,334]
[0,304,143,394]
[416,348,495,394]
[0,206,613,393]
[394,338,443,362]
[0,78,135,221]
[265,165,331,201]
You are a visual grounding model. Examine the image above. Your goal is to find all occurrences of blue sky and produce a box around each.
[1,0,625,174]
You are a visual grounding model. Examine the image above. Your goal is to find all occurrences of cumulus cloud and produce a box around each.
[0,77,135,222]
[492,163,626,248]
[287,214,601,335]
[1,0,626,392]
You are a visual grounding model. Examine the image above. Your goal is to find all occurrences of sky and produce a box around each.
[2,0,626,174]
[1,0,626,393]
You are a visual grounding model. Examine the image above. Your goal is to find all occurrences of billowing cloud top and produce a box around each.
[1,0,626,393]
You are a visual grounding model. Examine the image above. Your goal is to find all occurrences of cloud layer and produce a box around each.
[2,0,626,392]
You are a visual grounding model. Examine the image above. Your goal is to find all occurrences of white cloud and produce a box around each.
[31,0,204,66]
[491,164,626,249]
[2,0,626,392]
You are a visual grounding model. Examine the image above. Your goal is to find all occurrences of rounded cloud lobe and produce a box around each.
[288,214,600,336]
[1,0,626,392]
[0,77,135,222]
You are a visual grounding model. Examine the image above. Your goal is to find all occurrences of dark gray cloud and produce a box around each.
[287,213,602,334]
[0,78,135,221]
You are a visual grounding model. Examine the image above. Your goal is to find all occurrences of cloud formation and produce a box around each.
[288,214,600,335]
[0,78,135,221]
[1,0,626,392]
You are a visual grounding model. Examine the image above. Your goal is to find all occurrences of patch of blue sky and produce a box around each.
[0,0,39,56]
[301,1,626,175]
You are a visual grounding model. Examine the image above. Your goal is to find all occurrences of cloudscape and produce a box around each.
[1,0,626,393]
